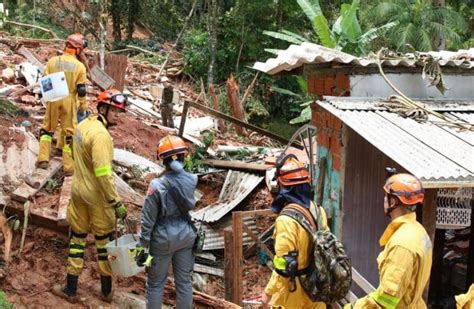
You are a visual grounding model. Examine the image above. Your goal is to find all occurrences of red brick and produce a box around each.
[324,77,334,95]
[335,74,350,96]
[307,75,316,94]
[314,76,325,95]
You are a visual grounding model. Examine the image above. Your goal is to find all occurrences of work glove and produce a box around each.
[77,108,90,123]
[134,246,153,267]
[112,201,127,219]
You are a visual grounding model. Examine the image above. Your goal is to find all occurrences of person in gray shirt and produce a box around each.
[136,135,198,309]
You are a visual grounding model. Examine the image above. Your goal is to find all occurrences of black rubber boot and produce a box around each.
[100,276,114,303]
[52,274,79,303]
[65,273,79,295]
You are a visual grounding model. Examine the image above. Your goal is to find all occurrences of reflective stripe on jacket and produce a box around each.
[71,114,120,205]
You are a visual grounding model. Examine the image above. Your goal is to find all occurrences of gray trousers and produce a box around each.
[146,246,194,309]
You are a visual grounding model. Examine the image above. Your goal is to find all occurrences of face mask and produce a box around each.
[169,160,184,172]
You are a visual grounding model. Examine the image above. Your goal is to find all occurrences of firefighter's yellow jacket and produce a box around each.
[456,284,474,309]
[264,203,328,309]
[353,212,433,309]
[69,114,120,235]
[42,53,88,135]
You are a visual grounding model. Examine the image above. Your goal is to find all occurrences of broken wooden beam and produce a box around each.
[202,159,272,172]
[0,214,13,264]
[11,158,62,203]
[224,228,234,303]
[178,100,303,149]
[57,176,72,226]
[226,74,247,136]
[242,221,274,260]
[231,211,243,306]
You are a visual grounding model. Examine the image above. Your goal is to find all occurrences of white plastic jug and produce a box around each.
[39,71,69,102]
[106,234,144,277]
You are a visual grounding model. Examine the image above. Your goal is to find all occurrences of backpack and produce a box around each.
[280,203,352,304]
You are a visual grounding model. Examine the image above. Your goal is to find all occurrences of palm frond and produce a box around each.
[264,48,281,55]
[263,30,305,44]
[426,21,461,45]
[424,7,468,31]
[367,2,401,25]
[414,29,433,51]
[271,86,302,97]
[358,21,398,46]
[280,29,308,43]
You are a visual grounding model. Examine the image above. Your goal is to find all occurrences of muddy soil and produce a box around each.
[0,226,145,308]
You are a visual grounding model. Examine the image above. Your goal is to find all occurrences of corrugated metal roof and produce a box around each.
[317,98,474,187]
[191,170,263,222]
[201,216,258,251]
[253,42,474,75]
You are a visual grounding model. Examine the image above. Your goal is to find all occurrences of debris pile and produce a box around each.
[0,32,308,307]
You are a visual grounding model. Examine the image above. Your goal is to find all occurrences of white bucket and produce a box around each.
[106,234,144,277]
[39,71,69,102]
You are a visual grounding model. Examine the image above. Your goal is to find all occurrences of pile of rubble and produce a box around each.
[0,32,305,307]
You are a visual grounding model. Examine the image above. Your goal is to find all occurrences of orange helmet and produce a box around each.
[97,89,127,111]
[157,135,188,160]
[277,156,311,187]
[383,173,424,205]
[66,33,87,53]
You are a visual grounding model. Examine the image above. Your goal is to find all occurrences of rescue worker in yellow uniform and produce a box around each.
[36,33,88,174]
[455,284,474,309]
[347,172,433,309]
[438,284,474,309]
[52,89,128,303]
[261,155,328,309]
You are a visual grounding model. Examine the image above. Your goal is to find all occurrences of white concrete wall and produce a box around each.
[350,73,474,99]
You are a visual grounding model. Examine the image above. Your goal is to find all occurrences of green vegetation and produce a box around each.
[0,0,470,127]
[0,289,14,309]
[0,99,20,117]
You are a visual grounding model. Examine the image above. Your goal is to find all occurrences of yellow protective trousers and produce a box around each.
[37,96,76,173]
[66,189,116,277]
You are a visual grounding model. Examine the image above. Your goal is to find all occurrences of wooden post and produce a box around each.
[224,228,233,302]
[161,85,174,128]
[209,84,225,132]
[421,188,438,302]
[232,211,243,306]
[428,229,446,302]
[422,189,438,243]
[226,74,247,136]
[467,204,474,288]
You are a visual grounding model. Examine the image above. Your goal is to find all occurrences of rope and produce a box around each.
[376,48,474,131]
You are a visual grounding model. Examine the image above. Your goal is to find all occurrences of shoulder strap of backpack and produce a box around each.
[280,203,317,235]
[308,203,325,232]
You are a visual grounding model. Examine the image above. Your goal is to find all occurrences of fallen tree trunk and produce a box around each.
[226,74,248,136]
[4,21,58,39]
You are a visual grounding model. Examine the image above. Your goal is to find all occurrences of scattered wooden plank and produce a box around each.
[242,221,274,260]
[11,158,62,203]
[178,100,302,149]
[202,159,271,172]
[104,53,127,91]
[0,214,13,264]
[226,74,247,136]
[224,228,233,302]
[113,173,145,207]
[17,46,45,73]
[231,211,243,306]
[57,176,72,226]
[90,65,115,90]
